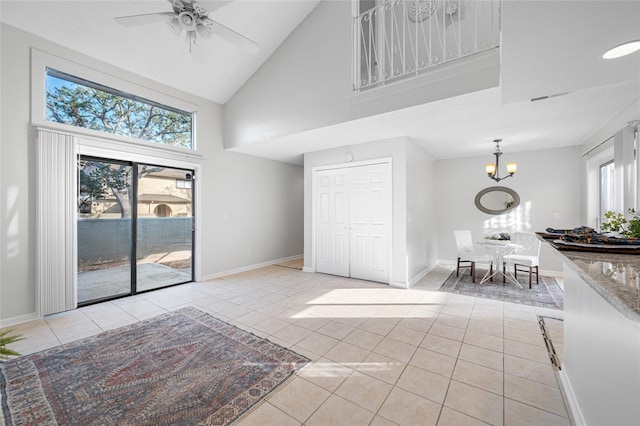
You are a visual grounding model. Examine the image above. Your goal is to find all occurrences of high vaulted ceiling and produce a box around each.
[1,0,639,164]
[229,0,640,164]
[0,0,320,104]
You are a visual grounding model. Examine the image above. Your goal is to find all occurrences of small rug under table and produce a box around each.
[440,269,564,309]
[0,307,309,426]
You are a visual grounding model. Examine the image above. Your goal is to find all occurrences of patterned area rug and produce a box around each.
[0,307,309,425]
[440,269,564,309]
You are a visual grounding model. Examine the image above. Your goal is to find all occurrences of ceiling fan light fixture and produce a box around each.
[178,11,197,31]
[114,0,260,56]
[167,16,182,35]
[603,40,640,59]
[193,3,208,17]
[196,23,212,38]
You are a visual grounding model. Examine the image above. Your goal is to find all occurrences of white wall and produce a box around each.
[224,0,499,149]
[406,141,438,282]
[436,146,583,273]
[303,137,437,287]
[0,23,304,322]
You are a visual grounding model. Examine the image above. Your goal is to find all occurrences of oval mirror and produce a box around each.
[474,186,520,215]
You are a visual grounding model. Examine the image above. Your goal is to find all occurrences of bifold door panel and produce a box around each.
[317,170,350,277]
[315,163,391,283]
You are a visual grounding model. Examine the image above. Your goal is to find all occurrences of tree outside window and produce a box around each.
[46,68,193,149]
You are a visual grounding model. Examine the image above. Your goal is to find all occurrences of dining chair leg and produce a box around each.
[528,267,533,289]
[456,257,461,277]
[471,261,476,283]
[490,262,493,282]
[503,262,506,283]
[535,266,539,284]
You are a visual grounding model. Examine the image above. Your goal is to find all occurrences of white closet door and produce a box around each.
[315,162,391,283]
[349,163,391,283]
[316,169,350,277]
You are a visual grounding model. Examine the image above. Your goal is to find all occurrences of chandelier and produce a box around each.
[485,139,517,182]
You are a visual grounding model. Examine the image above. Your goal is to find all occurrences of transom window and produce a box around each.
[45,68,193,149]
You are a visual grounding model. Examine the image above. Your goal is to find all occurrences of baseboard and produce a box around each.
[199,254,303,282]
[389,281,408,289]
[273,254,303,264]
[557,364,586,426]
[0,312,42,328]
[302,267,314,273]
[540,269,563,277]
[408,262,438,288]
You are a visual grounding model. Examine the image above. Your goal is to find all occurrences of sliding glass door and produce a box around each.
[77,156,194,305]
[136,165,193,292]
[77,158,133,303]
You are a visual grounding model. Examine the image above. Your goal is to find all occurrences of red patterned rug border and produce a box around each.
[0,307,310,426]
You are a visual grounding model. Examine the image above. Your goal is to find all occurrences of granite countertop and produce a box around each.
[549,246,640,322]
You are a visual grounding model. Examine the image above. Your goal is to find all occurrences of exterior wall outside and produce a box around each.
[0,23,304,322]
[81,175,193,218]
[436,145,583,273]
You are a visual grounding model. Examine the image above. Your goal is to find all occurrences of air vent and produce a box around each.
[539,316,562,370]
[530,91,573,102]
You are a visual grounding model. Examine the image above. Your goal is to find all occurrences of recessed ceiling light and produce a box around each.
[603,40,640,59]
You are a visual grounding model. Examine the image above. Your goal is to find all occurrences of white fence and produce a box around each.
[354,0,500,92]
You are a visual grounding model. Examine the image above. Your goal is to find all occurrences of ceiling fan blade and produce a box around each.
[168,0,186,15]
[201,0,234,14]
[207,19,259,55]
[114,12,175,27]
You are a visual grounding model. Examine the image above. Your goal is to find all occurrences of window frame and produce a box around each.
[31,49,201,156]
[599,159,615,223]
[46,68,194,149]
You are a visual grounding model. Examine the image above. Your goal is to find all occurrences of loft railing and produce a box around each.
[353,0,500,92]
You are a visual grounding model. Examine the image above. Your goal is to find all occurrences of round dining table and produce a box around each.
[476,239,523,288]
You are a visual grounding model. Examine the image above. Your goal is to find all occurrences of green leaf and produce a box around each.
[0,329,24,360]
[602,210,640,239]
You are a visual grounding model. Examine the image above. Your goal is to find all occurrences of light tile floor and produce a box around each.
[3,264,570,426]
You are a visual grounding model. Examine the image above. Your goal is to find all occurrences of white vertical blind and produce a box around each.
[37,129,77,316]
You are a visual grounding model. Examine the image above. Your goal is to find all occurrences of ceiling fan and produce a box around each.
[114,0,259,56]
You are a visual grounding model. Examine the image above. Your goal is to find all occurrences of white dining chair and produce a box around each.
[453,230,493,283]
[504,231,541,288]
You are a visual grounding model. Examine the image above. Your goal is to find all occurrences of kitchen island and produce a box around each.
[549,246,639,425]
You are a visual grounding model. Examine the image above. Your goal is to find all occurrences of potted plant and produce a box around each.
[601,209,640,239]
[0,329,23,360]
